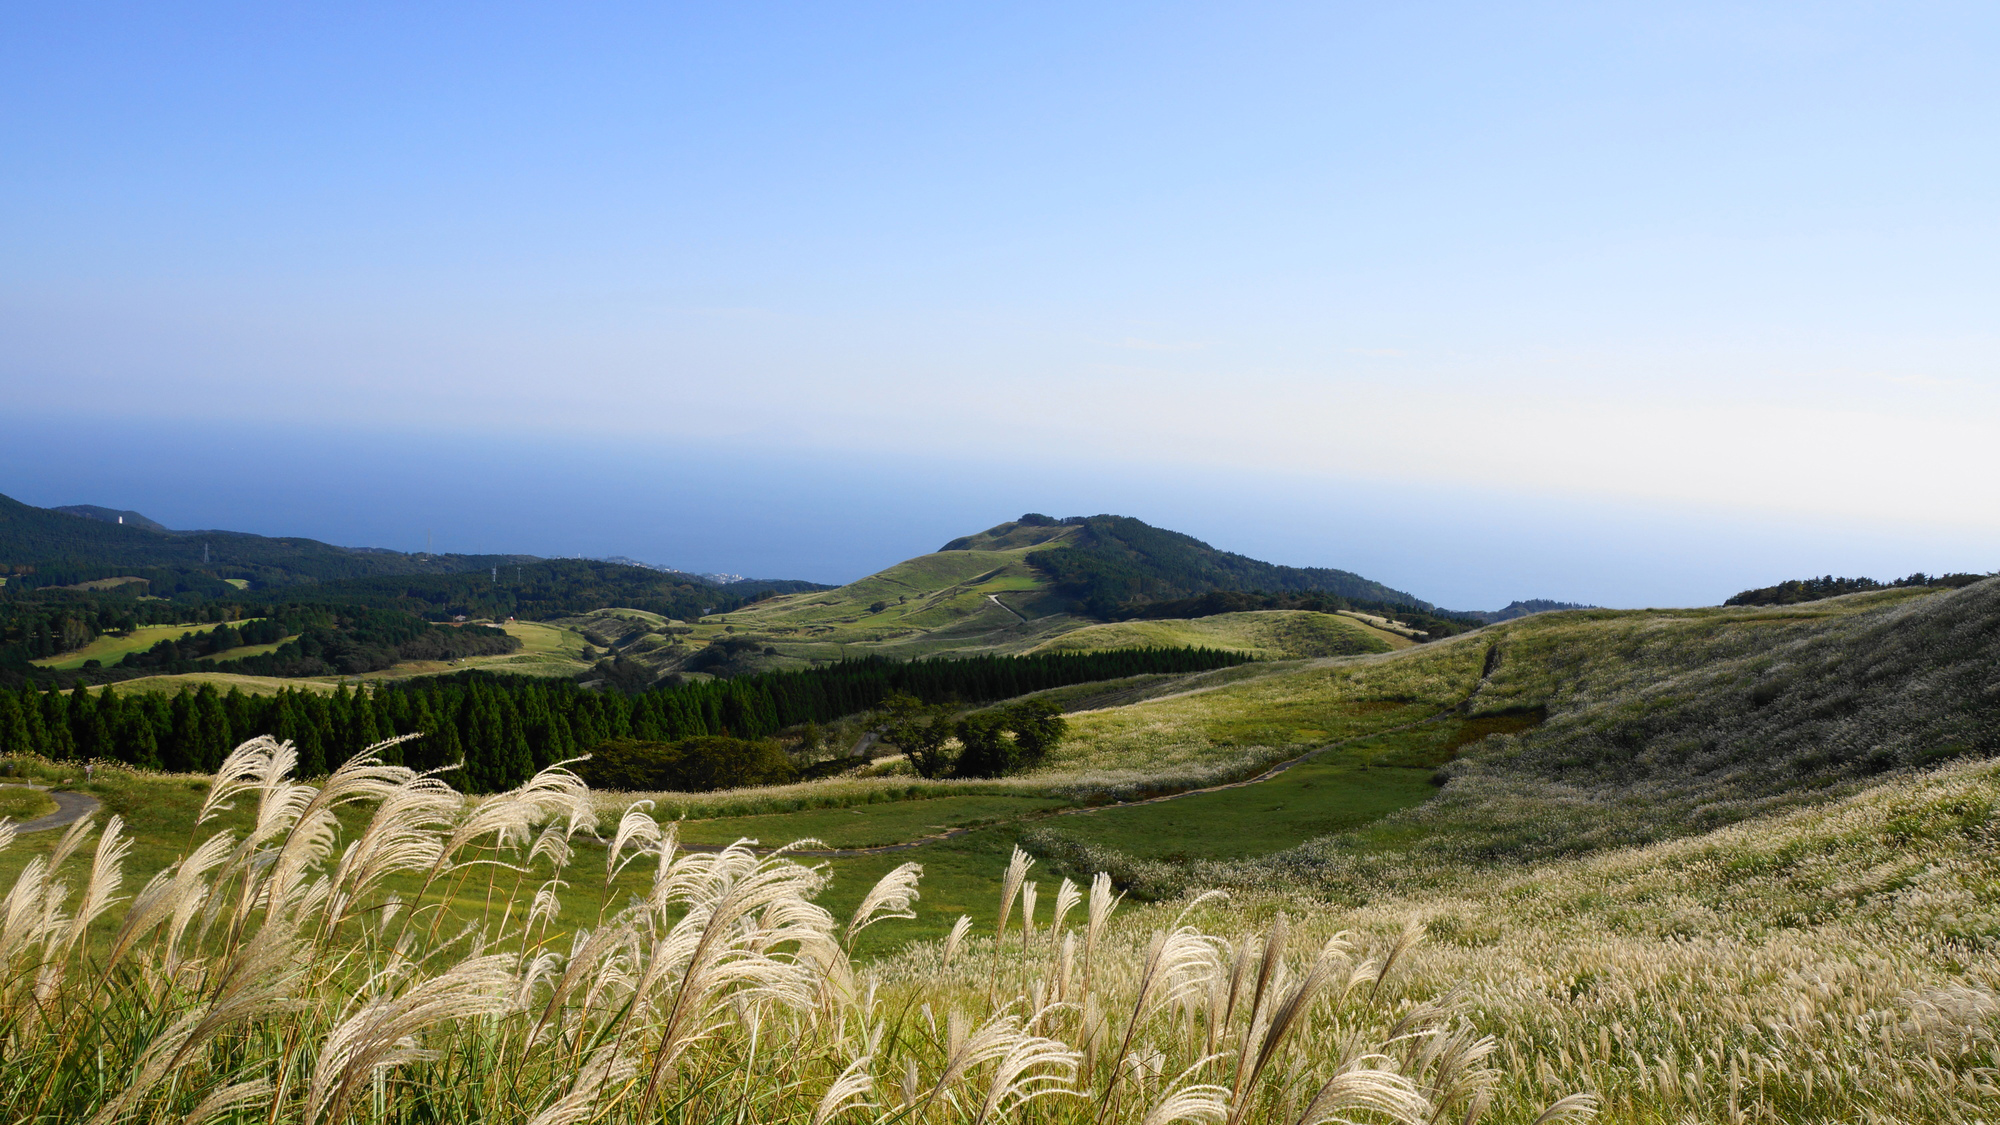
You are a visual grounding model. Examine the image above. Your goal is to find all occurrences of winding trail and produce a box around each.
[5,784,102,834]
[985,594,1027,624]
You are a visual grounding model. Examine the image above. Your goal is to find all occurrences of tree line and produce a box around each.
[0,645,1251,792]
[1725,572,1990,607]
[237,559,822,623]
[0,594,247,665]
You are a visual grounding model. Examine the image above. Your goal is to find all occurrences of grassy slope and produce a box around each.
[1071,753,2000,1123]
[701,534,1087,660]
[33,620,269,670]
[0,785,56,820]
[1030,608,1397,659]
[97,620,593,694]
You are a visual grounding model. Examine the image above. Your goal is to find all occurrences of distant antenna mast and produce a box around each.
[426,529,432,556]
[492,566,498,585]
[203,542,210,564]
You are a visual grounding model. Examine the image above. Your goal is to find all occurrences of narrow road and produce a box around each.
[6,784,102,834]
[986,593,1027,624]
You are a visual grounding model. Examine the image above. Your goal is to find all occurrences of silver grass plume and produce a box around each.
[996,846,1033,939]
[525,1044,638,1125]
[105,828,232,971]
[266,748,418,897]
[1021,881,1039,948]
[925,1006,1052,1116]
[607,801,662,883]
[1085,871,1122,988]
[846,861,923,945]
[306,952,518,1125]
[942,914,973,970]
[527,879,565,930]
[55,814,130,960]
[1102,926,1225,1116]
[810,1055,878,1125]
[1293,1056,1430,1125]
[1051,877,1082,945]
[1142,1065,1232,1125]
[179,1079,274,1125]
[197,736,284,826]
[84,912,308,1125]
[0,854,56,966]
[972,1007,1082,1125]
[635,842,833,1107]
[1367,919,1426,1007]
[1230,931,1352,1125]
[434,764,591,874]
[1529,1093,1598,1125]
[326,766,460,926]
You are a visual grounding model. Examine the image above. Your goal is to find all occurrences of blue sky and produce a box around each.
[4,2,1997,608]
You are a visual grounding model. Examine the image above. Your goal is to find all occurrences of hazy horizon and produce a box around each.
[5,413,1993,612]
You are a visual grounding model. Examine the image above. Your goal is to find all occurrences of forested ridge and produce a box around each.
[1007,513,1428,618]
[0,490,533,591]
[241,559,822,621]
[0,646,1250,791]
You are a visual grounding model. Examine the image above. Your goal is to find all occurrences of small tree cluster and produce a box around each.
[872,692,1067,779]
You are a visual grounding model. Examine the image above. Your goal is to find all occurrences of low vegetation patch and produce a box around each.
[0,783,55,820]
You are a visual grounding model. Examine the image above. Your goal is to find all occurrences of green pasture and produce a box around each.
[34,620,267,671]
[673,793,1074,849]
[0,785,57,821]
[196,640,288,662]
[93,672,343,696]
[1033,610,1394,660]
[1046,722,1471,862]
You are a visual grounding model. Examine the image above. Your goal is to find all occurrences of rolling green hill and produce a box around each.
[593,514,1447,685]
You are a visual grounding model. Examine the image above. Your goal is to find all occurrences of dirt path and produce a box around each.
[985,594,1027,624]
[6,784,103,834]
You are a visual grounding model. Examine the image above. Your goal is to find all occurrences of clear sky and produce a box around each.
[3,3,1997,608]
